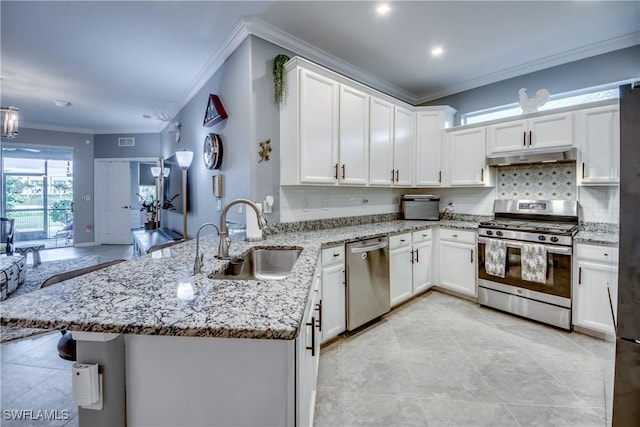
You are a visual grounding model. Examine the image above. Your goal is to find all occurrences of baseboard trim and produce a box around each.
[73,242,96,247]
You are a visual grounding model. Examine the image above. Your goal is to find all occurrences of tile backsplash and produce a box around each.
[496,163,576,200]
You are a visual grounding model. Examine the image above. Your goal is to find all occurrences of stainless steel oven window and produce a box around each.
[478,242,572,299]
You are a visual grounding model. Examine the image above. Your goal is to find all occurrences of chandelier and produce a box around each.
[1,106,19,138]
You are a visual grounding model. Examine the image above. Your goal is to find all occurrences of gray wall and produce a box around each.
[159,36,293,238]
[424,46,640,125]
[94,133,162,158]
[1,127,96,244]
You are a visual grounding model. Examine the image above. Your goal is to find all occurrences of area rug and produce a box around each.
[1,255,101,343]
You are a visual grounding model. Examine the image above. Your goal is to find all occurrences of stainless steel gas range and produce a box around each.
[477,200,579,330]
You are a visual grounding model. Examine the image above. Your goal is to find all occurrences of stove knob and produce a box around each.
[538,235,546,241]
[486,230,493,236]
[496,231,503,237]
[550,236,559,243]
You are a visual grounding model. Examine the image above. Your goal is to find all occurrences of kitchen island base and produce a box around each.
[74,334,298,426]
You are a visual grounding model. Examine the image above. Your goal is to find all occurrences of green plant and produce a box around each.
[49,199,72,224]
[273,54,290,106]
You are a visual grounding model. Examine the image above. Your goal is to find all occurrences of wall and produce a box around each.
[157,36,294,238]
[94,133,161,158]
[423,46,639,126]
[1,127,96,244]
[158,38,254,237]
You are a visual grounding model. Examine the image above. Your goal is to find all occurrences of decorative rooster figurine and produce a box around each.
[518,88,550,114]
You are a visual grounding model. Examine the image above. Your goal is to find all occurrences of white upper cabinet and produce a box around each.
[393,106,414,186]
[414,109,450,186]
[369,97,395,186]
[339,85,369,185]
[447,126,490,186]
[576,104,620,186]
[281,66,339,185]
[487,111,573,155]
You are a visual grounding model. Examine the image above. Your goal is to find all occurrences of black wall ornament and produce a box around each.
[203,133,223,169]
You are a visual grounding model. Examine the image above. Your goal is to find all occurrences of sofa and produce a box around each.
[1,255,26,301]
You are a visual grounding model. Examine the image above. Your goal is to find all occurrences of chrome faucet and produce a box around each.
[193,222,220,275]
[217,199,267,260]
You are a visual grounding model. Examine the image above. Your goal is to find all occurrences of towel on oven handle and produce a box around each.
[484,239,507,278]
[521,243,547,283]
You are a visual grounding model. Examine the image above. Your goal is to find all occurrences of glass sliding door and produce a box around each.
[1,145,74,248]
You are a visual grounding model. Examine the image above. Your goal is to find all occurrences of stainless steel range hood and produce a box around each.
[487,147,577,166]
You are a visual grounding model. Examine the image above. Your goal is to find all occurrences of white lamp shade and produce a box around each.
[150,166,161,177]
[176,150,194,169]
[162,167,171,178]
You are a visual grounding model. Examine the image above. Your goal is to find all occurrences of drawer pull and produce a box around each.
[422,234,428,237]
[604,253,609,257]
[341,164,346,180]
[391,169,395,182]
[438,171,442,183]
[416,249,419,263]
[528,130,532,146]
[334,163,339,180]
[400,239,406,243]
[578,267,582,285]
[470,249,474,263]
[523,131,526,146]
[452,234,458,238]
[410,249,414,264]
[333,253,340,257]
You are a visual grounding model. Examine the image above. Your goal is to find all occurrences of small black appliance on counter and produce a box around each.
[400,195,440,220]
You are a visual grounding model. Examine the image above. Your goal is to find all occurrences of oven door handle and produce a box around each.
[477,236,572,256]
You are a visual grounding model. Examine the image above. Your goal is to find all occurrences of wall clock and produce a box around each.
[203,133,223,170]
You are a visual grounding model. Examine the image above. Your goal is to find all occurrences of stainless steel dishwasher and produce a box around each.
[346,236,390,330]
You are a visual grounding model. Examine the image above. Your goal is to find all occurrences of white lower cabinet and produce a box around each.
[320,245,346,344]
[389,230,434,308]
[297,275,320,426]
[390,233,413,307]
[438,229,477,297]
[412,230,433,294]
[573,244,619,336]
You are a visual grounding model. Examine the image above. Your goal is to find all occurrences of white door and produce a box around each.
[390,245,413,307]
[339,85,369,185]
[415,110,444,186]
[448,127,487,186]
[439,241,477,297]
[321,263,346,343]
[577,105,620,185]
[369,97,394,186]
[528,112,573,150]
[487,119,528,154]
[393,106,413,186]
[574,260,618,335]
[299,69,339,184]
[96,161,132,244]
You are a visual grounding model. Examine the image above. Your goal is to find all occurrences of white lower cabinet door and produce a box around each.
[321,263,345,343]
[573,260,618,336]
[439,240,477,297]
[390,245,413,307]
[412,241,432,294]
[297,290,318,427]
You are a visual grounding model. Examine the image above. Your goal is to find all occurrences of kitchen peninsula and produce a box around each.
[0,219,478,426]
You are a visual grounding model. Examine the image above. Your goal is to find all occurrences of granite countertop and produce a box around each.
[574,230,619,246]
[0,220,478,340]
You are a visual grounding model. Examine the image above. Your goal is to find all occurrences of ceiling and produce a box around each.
[1,1,638,135]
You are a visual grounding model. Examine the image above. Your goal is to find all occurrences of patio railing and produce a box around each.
[5,208,72,241]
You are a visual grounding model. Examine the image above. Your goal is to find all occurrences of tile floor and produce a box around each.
[314,291,615,427]
[1,244,615,426]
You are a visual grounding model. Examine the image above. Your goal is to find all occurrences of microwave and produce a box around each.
[401,195,440,220]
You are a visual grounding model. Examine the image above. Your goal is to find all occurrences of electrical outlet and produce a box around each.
[216,200,222,211]
[321,199,329,210]
[237,204,243,214]
[303,199,309,212]
[362,198,369,208]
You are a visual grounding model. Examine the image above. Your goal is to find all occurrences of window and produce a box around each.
[462,81,628,125]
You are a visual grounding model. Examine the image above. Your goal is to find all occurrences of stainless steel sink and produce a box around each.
[209,248,302,280]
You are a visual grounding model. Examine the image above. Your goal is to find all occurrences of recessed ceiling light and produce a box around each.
[431,46,444,57]
[376,3,391,15]
[55,100,72,107]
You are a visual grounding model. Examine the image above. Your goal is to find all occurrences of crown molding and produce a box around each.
[20,121,96,135]
[244,17,417,104]
[167,19,640,116]
[415,32,640,104]
[175,18,251,116]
